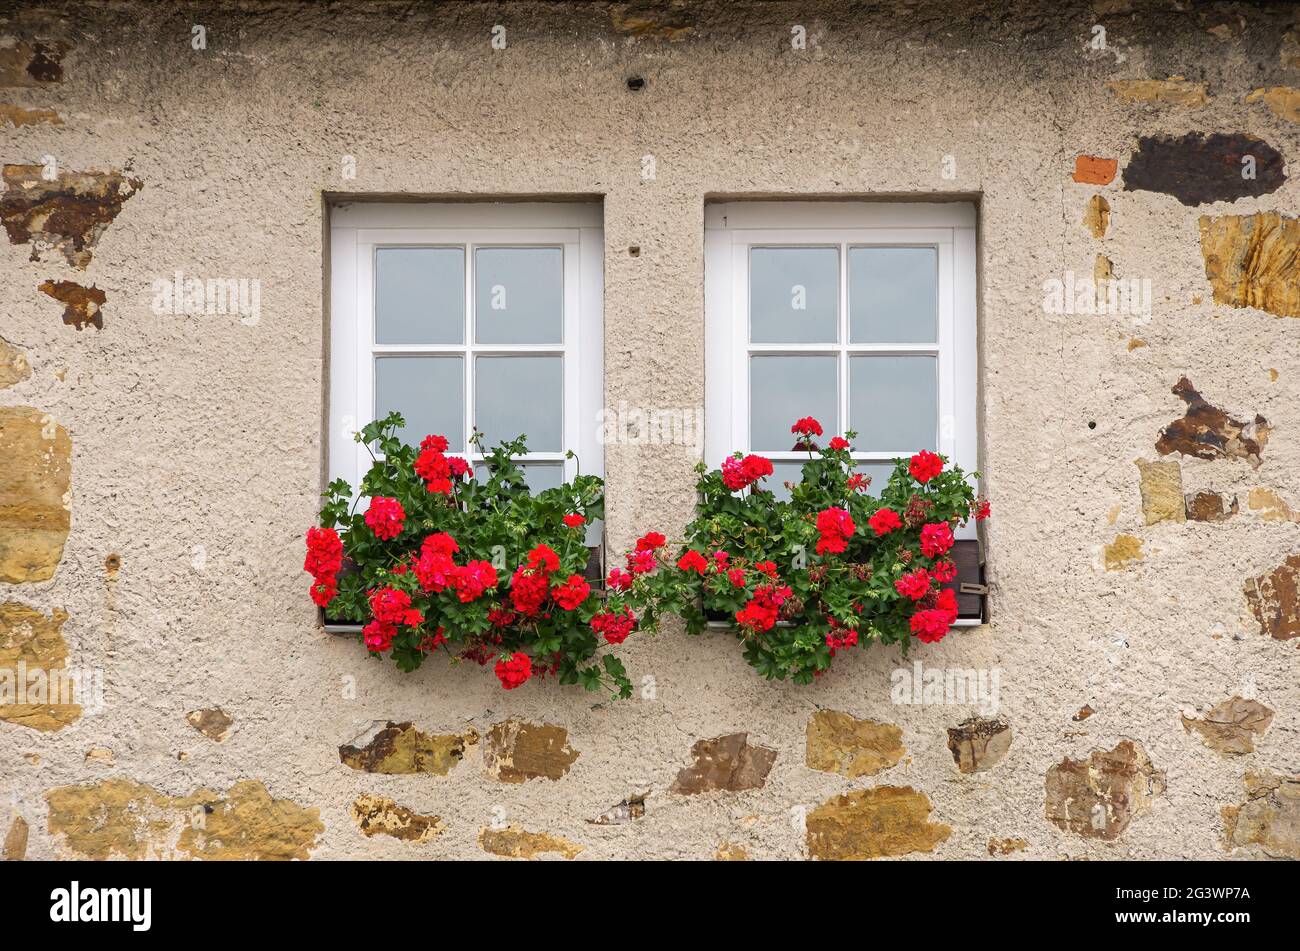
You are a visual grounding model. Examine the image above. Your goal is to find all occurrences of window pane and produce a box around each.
[768,461,804,503]
[848,247,937,343]
[849,355,937,451]
[750,247,838,343]
[852,461,895,499]
[475,355,563,451]
[475,247,563,344]
[749,355,838,451]
[473,461,565,494]
[375,247,464,344]
[375,356,464,449]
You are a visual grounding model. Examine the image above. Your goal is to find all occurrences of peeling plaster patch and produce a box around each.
[671,732,776,795]
[1185,491,1237,522]
[1135,459,1184,525]
[1045,739,1165,840]
[805,710,904,778]
[0,104,60,127]
[1073,704,1096,722]
[0,407,71,583]
[1156,378,1269,464]
[806,786,951,860]
[1182,697,1273,755]
[186,707,233,742]
[589,793,646,825]
[1199,213,1300,318]
[1,164,142,268]
[610,4,694,41]
[1083,194,1110,237]
[1243,554,1300,645]
[1073,155,1117,185]
[715,842,748,860]
[39,279,105,330]
[1123,133,1286,206]
[478,824,583,859]
[1221,771,1300,859]
[45,778,323,860]
[946,717,1012,773]
[1127,337,1146,351]
[339,721,477,775]
[84,747,113,765]
[1246,86,1300,123]
[483,717,578,784]
[350,794,445,842]
[0,337,30,389]
[987,836,1028,856]
[0,602,77,731]
[3,813,27,860]
[1104,534,1144,571]
[1106,77,1209,107]
[1248,488,1300,523]
[0,41,66,86]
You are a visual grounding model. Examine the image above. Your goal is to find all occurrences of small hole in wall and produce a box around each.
[626,76,646,91]
[628,246,641,257]
[1088,421,1097,430]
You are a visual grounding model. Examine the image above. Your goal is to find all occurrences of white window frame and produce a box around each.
[704,201,978,541]
[328,202,603,495]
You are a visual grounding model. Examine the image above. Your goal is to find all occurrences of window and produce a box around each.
[704,201,978,538]
[328,202,603,497]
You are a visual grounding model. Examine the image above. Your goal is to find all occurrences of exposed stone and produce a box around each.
[0,337,30,389]
[46,778,323,860]
[1182,697,1273,755]
[1199,212,1300,318]
[84,747,113,765]
[1246,86,1300,123]
[0,41,66,86]
[1135,459,1184,525]
[1221,771,1300,859]
[339,720,477,775]
[1083,194,1110,237]
[1,164,142,268]
[3,814,27,860]
[0,601,78,731]
[478,825,583,860]
[589,793,646,825]
[0,407,71,584]
[0,104,61,127]
[671,732,776,795]
[1185,491,1238,522]
[1123,133,1286,206]
[1104,534,1144,571]
[1156,378,1269,464]
[349,794,445,842]
[483,717,578,783]
[1073,155,1117,185]
[987,836,1028,856]
[1248,488,1299,523]
[1045,739,1166,840]
[1284,29,1300,70]
[610,4,694,41]
[715,842,748,860]
[1073,704,1095,722]
[186,707,234,742]
[806,786,951,860]
[1106,77,1209,107]
[1127,337,1146,351]
[946,717,1012,773]
[1243,554,1300,645]
[39,280,105,330]
[806,710,905,778]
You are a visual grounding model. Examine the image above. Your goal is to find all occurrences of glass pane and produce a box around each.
[768,461,804,503]
[849,356,937,451]
[750,247,838,343]
[375,356,464,450]
[475,355,563,451]
[851,461,895,499]
[848,246,937,343]
[749,355,838,451]
[475,247,563,344]
[473,461,565,494]
[375,247,464,344]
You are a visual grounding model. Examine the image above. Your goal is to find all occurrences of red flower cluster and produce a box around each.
[626,549,657,574]
[972,499,991,521]
[735,584,792,633]
[828,436,850,451]
[931,559,957,583]
[868,507,901,536]
[677,549,708,575]
[894,568,932,601]
[416,532,459,593]
[363,586,422,652]
[563,513,585,528]
[908,450,944,484]
[494,651,533,689]
[552,574,591,611]
[304,526,343,607]
[606,567,634,591]
[792,417,823,437]
[414,434,469,494]
[509,543,565,617]
[450,560,498,603]
[920,522,955,559]
[591,606,636,644]
[722,453,774,491]
[910,588,959,643]
[637,532,666,551]
[364,496,405,540]
[815,507,856,555]
[825,618,859,651]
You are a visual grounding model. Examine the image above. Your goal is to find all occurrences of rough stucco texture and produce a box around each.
[1,0,1298,861]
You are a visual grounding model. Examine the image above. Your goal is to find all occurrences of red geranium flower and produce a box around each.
[792,417,823,437]
[829,436,850,450]
[636,531,666,551]
[815,507,856,555]
[920,522,955,559]
[868,508,902,536]
[908,450,944,484]
[526,544,560,574]
[563,513,585,528]
[606,567,634,591]
[591,606,636,644]
[626,549,657,574]
[364,496,405,540]
[677,550,708,575]
[552,574,591,611]
[973,498,991,521]
[494,652,533,690]
[910,589,959,643]
[894,568,932,601]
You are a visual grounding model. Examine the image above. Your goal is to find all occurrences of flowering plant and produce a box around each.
[613,417,988,683]
[306,413,638,698]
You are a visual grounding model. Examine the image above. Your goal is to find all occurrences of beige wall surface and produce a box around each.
[0,0,1298,861]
